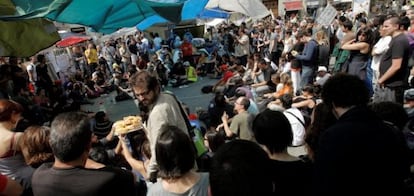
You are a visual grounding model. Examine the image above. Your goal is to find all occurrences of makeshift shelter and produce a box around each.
[0,0,188,34]
[205,0,271,19]
[55,36,90,48]
[137,0,209,31]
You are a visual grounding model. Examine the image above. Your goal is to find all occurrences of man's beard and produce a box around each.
[140,91,158,107]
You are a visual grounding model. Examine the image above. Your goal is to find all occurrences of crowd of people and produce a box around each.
[2,5,414,196]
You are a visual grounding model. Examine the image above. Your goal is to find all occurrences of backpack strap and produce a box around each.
[162,92,195,138]
[285,111,305,128]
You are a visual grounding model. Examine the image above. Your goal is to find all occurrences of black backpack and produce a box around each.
[310,39,320,67]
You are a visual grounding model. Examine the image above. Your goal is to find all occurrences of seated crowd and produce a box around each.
[2,9,414,196]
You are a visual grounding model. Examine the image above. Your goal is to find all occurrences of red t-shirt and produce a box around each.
[222,71,234,83]
[181,42,193,57]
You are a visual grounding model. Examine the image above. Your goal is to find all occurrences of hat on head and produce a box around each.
[317,66,327,72]
[183,61,190,66]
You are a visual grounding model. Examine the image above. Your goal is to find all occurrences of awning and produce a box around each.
[283,1,303,11]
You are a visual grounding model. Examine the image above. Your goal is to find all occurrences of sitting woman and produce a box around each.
[20,125,106,171]
[147,125,209,196]
[265,73,294,105]
[197,130,226,172]
[117,130,151,196]
[253,109,313,195]
[0,100,34,191]
[20,126,54,168]
[292,85,318,120]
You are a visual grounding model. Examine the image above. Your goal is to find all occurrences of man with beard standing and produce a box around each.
[129,71,188,181]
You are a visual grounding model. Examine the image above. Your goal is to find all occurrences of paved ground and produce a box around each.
[82,76,218,121]
[81,76,307,156]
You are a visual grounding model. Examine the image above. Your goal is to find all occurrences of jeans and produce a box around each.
[300,66,315,90]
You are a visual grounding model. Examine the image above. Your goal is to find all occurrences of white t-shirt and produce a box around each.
[284,108,306,146]
[26,63,37,82]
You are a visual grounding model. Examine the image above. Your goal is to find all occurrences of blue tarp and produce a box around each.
[199,7,230,19]
[198,7,230,19]
[137,0,209,30]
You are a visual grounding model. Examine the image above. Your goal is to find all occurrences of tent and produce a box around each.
[55,36,90,47]
[0,0,188,34]
[198,8,230,19]
[137,0,209,30]
[0,0,193,56]
[205,0,271,19]
[0,18,60,57]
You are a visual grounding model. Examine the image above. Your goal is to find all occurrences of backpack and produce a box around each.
[310,39,320,68]
[318,43,330,67]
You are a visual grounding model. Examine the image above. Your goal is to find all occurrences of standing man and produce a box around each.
[35,54,53,94]
[378,16,411,104]
[313,74,410,195]
[129,71,188,180]
[103,41,116,74]
[292,29,319,90]
[32,112,136,195]
[234,28,250,66]
[26,56,37,92]
[218,96,254,141]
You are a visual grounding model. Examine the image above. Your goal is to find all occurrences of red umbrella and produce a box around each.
[56,36,90,47]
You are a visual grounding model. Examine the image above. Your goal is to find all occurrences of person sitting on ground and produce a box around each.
[197,130,226,172]
[268,94,307,146]
[304,102,337,161]
[206,93,235,130]
[217,96,255,141]
[209,140,273,196]
[20,126,54,168]
[92,111,114,139]
[292,84,318,121]
[147,125,209,195]
[169,61,188,88]
[252,109,313,195]
[264,72,294,100]
[251,59,276,97]
[314,66,331,86]
[0,100,34,191]
[185,61,198,83]
[117,130,151,196]
[31,112,137,196]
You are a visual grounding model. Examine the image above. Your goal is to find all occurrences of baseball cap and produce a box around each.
[317,66,327,72]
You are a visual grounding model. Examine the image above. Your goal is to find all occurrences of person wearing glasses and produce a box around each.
[217,96,254,141]
[129,71,188,182]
